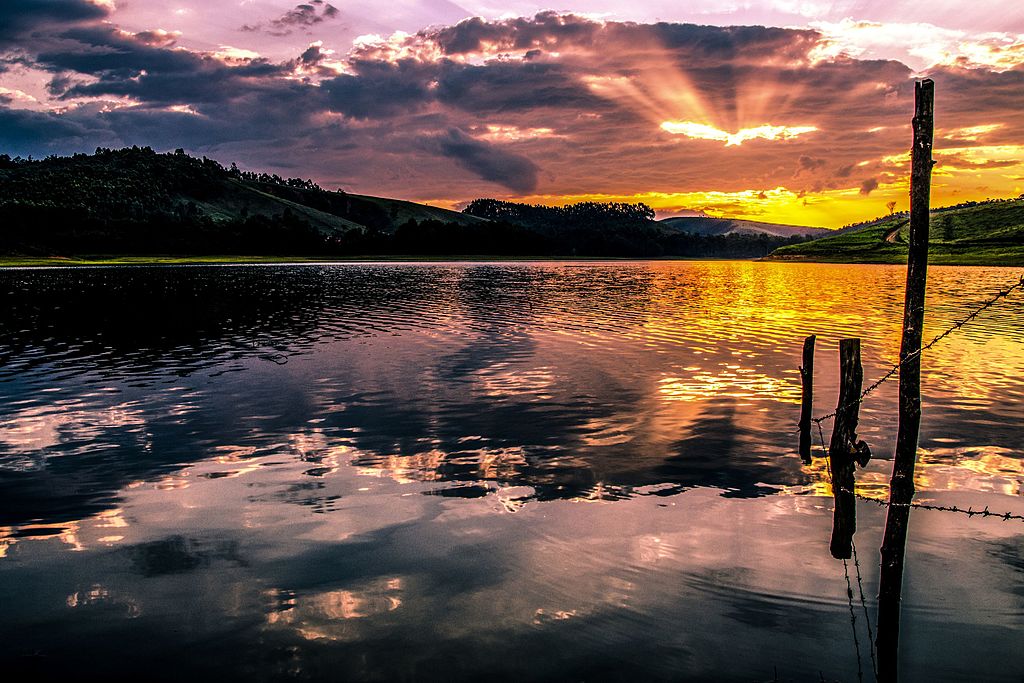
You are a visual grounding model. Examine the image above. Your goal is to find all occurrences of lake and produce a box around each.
[0,261,1021,681]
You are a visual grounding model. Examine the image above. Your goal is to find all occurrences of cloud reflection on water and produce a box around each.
[0,262,1021,680]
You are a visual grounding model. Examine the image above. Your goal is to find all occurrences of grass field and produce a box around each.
[769,198,1024,265]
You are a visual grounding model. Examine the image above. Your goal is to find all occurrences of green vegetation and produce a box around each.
[461,198,814,258]
[659,216,828,239]
[1,147,817,261]
[0,255,345,267]
[768,197,1024,265]
[0,147,487,257]
[463,198,656,225]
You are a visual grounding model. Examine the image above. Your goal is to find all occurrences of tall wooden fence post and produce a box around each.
[828,338,868,559]
[799,335,816,463]
[876,78,935,683]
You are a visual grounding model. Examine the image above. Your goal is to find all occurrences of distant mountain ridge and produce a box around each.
[660,216,829,238]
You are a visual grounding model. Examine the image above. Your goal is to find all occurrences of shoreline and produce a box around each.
[762,253,1024,266]
[0,254,759,267]
[1,254,1020,267]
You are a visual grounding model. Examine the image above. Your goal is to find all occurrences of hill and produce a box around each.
[0,148,483,254]
[460,198,818,258]
[0,147,486,257]
[0,148,821,260]
[767,197,1024,265]
[660,216,829,239]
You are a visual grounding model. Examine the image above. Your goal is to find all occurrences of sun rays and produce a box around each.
[659,121,818,146]
[582,45,817,147]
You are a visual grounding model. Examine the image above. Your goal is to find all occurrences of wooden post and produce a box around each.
[828,338,868,559]
[876,78,935,683]
[798,334,816,463]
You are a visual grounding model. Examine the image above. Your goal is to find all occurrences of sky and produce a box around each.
[2,1,1024,227]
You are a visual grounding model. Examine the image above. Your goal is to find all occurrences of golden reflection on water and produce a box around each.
[658,370,800,403]
[796,446,1023,501]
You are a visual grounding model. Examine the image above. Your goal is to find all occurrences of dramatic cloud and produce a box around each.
[2,8,1024,226]
[322,61,434,118]
[0,0,108,45]
[0,105,96,147]
[436,129,540,193]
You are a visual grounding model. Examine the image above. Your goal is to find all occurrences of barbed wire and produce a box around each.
[843,556,866,683]
[810,273,1024,426]
[845,493,1024,521]
[822,422,876,682]
[814,425,1024,522]
[851,540,877,680]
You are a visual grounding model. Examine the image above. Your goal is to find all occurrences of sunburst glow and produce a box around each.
[660,121,818,146]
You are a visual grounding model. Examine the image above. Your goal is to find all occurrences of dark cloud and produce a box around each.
[32,26,311,110]
[425,13,818,67]
[46,73,76,97]
[437,129,539,193]
[929,64,1024,122]
[0,0,107,45]
[241,0,341,37]
[653,22,820,62]
[794,154,826,177]
[835,163,855,178]
[429,12,601,56]
[132,30,180,48]
[0,106,104,154]
[859,177,879,195]
[38,26,204,79]
[63,57,301,105]
[300,44,325,65]
[436,60,604,114]
[431,16,509,55]
[798,155,825,170]
[322,60,434,118]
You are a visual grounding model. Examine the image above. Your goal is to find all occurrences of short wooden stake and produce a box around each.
[828,338,870,560]
[798,334,815,463]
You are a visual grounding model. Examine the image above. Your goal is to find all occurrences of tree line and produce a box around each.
[1,147,814,258]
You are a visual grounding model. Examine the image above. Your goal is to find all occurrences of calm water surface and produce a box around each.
[0,261,1021,681]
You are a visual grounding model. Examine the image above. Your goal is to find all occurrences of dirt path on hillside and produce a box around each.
[883,219,910,242]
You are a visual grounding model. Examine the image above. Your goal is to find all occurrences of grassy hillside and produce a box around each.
[660,216,828,239]
[0,147,479,243]
[0,147,821,261]
[768,197,1024,265]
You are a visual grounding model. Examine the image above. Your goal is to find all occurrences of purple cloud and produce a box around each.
[241,1,341,37]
